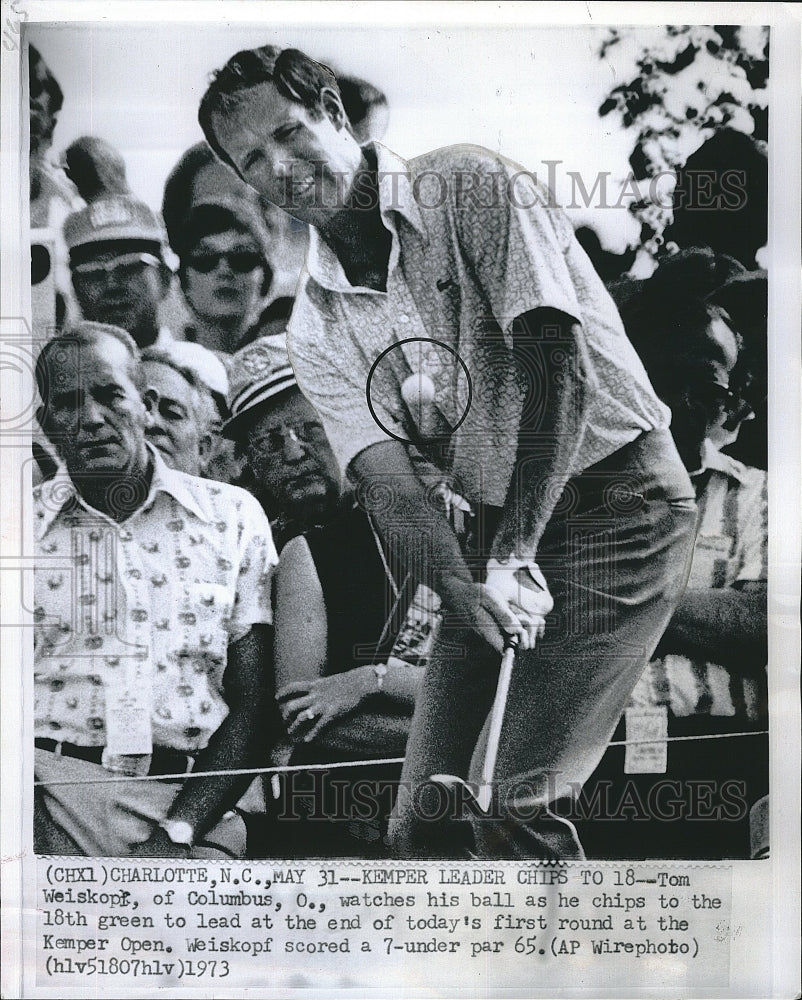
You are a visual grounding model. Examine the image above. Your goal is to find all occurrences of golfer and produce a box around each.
[199,44,697,859]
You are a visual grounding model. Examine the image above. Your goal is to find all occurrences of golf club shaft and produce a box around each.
[481,637,518,791]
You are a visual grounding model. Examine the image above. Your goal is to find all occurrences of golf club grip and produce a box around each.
[481,643,517,790]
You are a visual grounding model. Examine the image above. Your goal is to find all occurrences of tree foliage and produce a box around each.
[597,25,769,263]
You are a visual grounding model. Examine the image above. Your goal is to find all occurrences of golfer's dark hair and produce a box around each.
[338,76,387,126]
[198,45,341,171]
[36,322,140,407]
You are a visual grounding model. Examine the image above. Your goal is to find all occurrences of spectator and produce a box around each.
[29,44,70,216]
[622,247,767,469]
[63,194,173,349]
[178,200,273,354]
[167,337,243,486]
[225,337,431,856]
[638,300,767,693]
[582,289,767,859]
[225,336,342,547]
[29,44,80,338]
[33,321,278,858]
[162,141,307,303]
[140,347,217,476]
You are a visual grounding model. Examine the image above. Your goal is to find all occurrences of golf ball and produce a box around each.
[401,372,436,407]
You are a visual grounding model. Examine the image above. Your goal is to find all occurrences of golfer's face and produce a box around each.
[213,82,362,227]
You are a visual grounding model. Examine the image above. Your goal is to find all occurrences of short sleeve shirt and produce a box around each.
[33,448,278,751]
[288,143,669,545]
[629,442,767,722]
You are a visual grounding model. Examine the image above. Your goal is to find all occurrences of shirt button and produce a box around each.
[399,313,410,323]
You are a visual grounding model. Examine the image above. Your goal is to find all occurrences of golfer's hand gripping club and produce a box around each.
[483,557,553,651]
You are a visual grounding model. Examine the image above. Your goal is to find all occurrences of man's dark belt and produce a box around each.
[35,738,195,776]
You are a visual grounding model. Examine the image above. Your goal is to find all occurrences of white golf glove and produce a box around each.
[484,557,553,649]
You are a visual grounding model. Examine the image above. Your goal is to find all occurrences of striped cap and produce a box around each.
[223,335,297,439]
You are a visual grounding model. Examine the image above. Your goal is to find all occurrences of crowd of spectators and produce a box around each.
[30,42,768,861]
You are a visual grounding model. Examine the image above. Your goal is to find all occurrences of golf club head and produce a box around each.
[430,773,493,815]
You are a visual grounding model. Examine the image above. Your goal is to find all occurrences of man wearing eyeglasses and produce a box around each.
[224,335,429,857]
[641,299,768,720]
[63,194,174,349]
[225,335,342,547]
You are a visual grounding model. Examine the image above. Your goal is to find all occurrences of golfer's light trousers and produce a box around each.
[389,427,698,860]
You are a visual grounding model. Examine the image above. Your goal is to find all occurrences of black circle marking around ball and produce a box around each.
[364,337,473,443]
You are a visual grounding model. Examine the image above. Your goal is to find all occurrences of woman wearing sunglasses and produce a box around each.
[178,199,274,355]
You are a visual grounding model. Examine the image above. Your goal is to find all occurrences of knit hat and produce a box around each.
[64,194,165,254]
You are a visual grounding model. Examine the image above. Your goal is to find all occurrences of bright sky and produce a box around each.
[30,21,656,251]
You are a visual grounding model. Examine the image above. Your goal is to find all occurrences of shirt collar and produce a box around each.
[305,141,426,293]
[35,445,210,540]
[147,445,211,522]
[691,438,748,485]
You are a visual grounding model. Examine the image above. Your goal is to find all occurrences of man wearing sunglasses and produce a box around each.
[64,194,174,349]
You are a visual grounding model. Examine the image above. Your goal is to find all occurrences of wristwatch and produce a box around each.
[159,819,194,849]
[373,664,388,691]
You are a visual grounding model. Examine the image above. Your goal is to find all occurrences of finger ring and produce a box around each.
[303,708,316,722]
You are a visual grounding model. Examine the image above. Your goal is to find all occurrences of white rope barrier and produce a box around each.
[34,729,768,787]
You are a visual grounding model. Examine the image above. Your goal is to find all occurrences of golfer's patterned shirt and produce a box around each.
[288,142,669,554]
[33,448,277,751]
